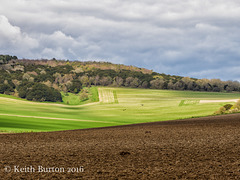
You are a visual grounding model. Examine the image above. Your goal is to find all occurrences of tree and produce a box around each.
[79,75,89,86]
[225,80,240,92]
[150,79,165,89]
[62,74,74,83]
[196,79,211,91]
[89,77,95,85]
[141,81,149,88]
[94,75,100,85]
[0,55,17,64]
[172,81,184,90]
[124,77,134,87]
[0,84,14,94]
[167,80,174,89]
[181,77,194,90]
[210,79,224,92]
[130,77,140,88]
[17,81,34,98]
[22,73,31,81]
[112,76,123,87]
[26,83,62,102]
[100,76,112,86]
[69,80,82,93]
[43,80,52,87]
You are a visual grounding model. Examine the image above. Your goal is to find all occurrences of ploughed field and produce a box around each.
[1,114,240,179]
[1,87,240,133]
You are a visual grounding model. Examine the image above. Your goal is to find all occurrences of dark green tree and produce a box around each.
[69,80,82,94]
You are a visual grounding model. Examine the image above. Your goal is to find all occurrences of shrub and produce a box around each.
[232,100,240,111]
[223,104,233,110]
[79,89,89,101]
[79,92,88,101]
[214,106,226,115]
[215,102,238,115]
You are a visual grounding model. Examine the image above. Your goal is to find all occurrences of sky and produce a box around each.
[0,0,240,81]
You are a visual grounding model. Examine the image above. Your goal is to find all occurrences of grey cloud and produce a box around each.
[0,0,240,80]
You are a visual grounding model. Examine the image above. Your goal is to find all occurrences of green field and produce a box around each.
[61,86,99,105]
[0,87,240,133]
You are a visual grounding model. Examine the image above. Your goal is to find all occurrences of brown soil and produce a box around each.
[1,114,240,179]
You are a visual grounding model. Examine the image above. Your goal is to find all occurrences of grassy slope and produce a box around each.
[0,87,239,133]
[61,86,99,105]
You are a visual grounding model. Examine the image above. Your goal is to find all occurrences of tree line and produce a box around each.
[0,55,240,102]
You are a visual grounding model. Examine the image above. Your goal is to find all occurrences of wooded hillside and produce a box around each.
[1,55,240,102]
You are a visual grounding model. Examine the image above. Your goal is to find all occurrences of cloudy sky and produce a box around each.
[1,0,240,80]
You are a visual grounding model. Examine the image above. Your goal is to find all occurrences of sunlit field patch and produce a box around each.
[0,87,240,133]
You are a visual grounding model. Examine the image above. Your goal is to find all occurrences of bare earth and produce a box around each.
[1,114,240,179]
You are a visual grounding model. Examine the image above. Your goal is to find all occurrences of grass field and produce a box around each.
[0,87,240,133]
[61,86,99,105]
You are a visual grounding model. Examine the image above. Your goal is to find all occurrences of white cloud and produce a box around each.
[0,15,38,56]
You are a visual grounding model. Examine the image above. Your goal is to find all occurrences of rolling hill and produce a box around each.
[1,55,240,133]
[1,87,239,133]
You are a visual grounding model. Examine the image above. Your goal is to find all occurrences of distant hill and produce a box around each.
[0,55,240,102]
